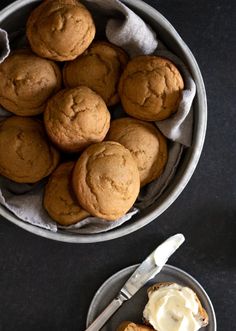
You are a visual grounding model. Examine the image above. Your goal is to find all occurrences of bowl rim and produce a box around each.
[0,0,207,243]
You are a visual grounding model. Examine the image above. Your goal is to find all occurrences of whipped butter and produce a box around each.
[143,283,201,331]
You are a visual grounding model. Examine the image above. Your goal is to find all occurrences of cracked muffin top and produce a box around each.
[63,41,129,106]
[0,116,60,183]
[44,86,111,153]
[72,141,140,221]
[26,0,96,61]
[0,49,62,116]
[118,56,184,121]
[44,162,89,226]
[106,117,168,187]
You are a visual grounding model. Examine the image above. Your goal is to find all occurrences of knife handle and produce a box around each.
[85,293,127,331]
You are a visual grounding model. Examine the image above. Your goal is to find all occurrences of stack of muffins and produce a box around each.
[0,0,184,226]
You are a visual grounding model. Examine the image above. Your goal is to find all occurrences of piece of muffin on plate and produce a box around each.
[117,321,154,331]
[143,282,209,331]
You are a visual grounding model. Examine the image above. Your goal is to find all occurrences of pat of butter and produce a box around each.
[143,284,201,331]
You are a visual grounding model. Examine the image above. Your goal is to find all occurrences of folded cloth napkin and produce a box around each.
[83,0,158,57]
[0,0,196,234]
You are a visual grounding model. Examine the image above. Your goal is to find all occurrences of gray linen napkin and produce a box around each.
[59,208,139,234]
[0,0,196,234]
[83,0,158,57]
[0,177,57,231]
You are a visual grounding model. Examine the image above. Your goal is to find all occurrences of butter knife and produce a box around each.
[85,233,185,331]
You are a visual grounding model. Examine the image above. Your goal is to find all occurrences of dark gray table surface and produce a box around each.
[0,0,235,330]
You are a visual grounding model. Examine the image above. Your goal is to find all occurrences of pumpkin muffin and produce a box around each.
[117,322,154,331]
[106,118,168,186]
[72,141,140,221]
[63,41,129,106]
[44,162,89,226]
[0,116,59,183]
[44,86,110,152]
[0,49,61,116]
[26,0,95,61]
[118,56,184,121]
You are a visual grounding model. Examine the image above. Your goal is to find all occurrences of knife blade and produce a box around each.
[85,233,185,331]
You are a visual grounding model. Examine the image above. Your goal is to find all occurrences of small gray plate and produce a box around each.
[86,264,216,331]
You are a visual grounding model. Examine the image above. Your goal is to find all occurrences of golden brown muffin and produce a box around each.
[0,49,62,116]
[118,56,184,121]
[44,162,89,226]
[106,118,168,187]
[143,282,209,331]
[0,116,60,183]
[44,86,111,153]
[72,141,140,221]
[117,321,154,331]
[63,41,129,106]
[26,0,95,61]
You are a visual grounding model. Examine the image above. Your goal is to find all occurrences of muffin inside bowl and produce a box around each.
[0,0,207,243]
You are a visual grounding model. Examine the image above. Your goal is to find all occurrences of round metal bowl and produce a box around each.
[0,0,207,243]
